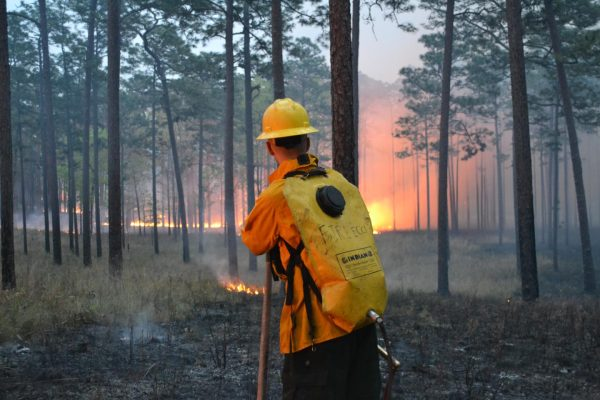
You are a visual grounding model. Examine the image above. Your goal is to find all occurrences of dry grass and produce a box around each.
[377,231,589,298]
[0,231,231,343]
[0,229,594,343]
[377,231,521,297]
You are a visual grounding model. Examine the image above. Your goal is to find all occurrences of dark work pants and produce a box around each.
[282,324,381,400]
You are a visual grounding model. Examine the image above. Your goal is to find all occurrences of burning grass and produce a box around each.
[222,280,264,295]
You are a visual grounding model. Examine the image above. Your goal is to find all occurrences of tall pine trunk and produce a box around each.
[271,0,284,99]
[351,0,360,184]
[437,0,454,297]
[60,42,77,256]
[329,0,356,184]
[506,0,539,301]
[39,0,62,264]
[37,41,50,254]
[243,0,257,272]
[415,150,421,231]
[551,99,560,271]
[151,71,159,254]
[494,96,505,244]
[540,146,546,244]
[166,159,171,236]
[0,0,15,289]
[93,57,102,258]
[16,89,28,254]
[82,0,97,266]
[225,0,239,278]
[425,121,431,235]
[454,145,460,231]
[133,174,142,235]
[543,0,596,294]
[107,0,122,277]
[197,119,204,253]
[448,149,455,232]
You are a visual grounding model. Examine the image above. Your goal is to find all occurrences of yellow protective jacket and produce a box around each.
[241,154,348,354]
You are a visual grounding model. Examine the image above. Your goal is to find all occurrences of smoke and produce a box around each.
[13,212,106,233]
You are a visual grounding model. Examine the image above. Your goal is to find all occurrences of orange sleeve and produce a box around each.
[241,181,285,255]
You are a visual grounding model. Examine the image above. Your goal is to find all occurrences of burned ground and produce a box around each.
[2,292,600,399]
[1,232,600,399]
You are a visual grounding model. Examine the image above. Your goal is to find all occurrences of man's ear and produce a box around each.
[266,140,275,156]
[305,137,311,152]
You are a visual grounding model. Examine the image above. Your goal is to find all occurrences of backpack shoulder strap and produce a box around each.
[283,166,328,180]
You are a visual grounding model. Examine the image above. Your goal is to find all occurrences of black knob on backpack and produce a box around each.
[316,186,345,217]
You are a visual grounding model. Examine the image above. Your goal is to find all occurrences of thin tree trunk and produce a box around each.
[425,121,431,235]
[415,150,420,232]
[133,174,142,235]
[481,158,485,229]
[107,0,122,277]
[540,145,546,244]
[225,0,239,278]
[60,41,77,255]
[271,0,284,99]
[506,0,539,301]
[142,35,189,262]
[466,184,471,229]
[0,0,15,289]
[448,149,455,232]
[16,90,28,254]
[543,0,595,294]
[329,0,356,184]
[552,99,560,271]
[454,145,459,231]
[37,40,50,254]
[152,71,159,254]
[93,64,102,258]
[120,132,125,250]
[39,0,62,265]
[546,138,553,246]
[82,0,97,266]
[244,0,256,271]
[167,159,171,235]
[172,165,178,239]
[494,97,505,244]
[74,199,79,256]
[563,133,569,246]
[197,126,204,245]
[437,0,455,297]
[352,0,360,184]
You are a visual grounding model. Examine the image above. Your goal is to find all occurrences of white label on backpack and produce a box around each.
[335,246,381,280]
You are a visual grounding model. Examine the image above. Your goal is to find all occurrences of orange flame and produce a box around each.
[222,280,264,296]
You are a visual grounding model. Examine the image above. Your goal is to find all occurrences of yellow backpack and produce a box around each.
[278,166,388,333]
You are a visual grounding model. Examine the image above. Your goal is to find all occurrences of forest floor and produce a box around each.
[1,230,599,399]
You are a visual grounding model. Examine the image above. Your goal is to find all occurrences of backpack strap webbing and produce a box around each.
[283,166,328,180]
[281,239,322,341]
[268,245,285,282]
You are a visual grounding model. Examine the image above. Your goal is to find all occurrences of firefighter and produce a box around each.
[242,98,382,399]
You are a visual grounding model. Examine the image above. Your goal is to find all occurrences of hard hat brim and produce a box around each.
[256,126,319,141]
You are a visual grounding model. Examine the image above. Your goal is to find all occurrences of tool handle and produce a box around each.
[257,254,272,400]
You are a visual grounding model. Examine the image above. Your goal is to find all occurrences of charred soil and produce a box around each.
[1,292,600,399]
[1,232,600,399]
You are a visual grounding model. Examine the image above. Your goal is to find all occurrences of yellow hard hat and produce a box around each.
[257,98,319,140]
